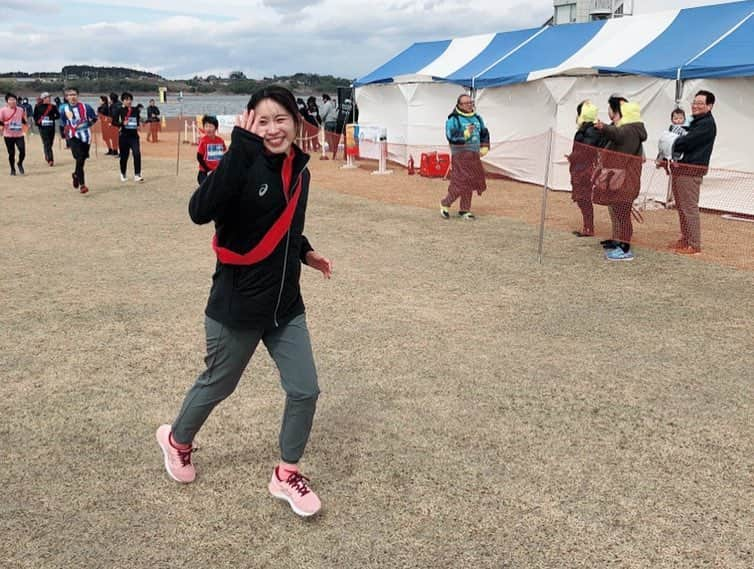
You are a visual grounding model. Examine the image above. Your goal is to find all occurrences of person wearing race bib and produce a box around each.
[156,86,332,519]
[111,92,144,183]
[0,93,28,176]
[196,115,226,185]
[60,86,98,194]
[33,92,60,166]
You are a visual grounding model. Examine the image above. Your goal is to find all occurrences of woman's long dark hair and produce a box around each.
[247,86,301,129]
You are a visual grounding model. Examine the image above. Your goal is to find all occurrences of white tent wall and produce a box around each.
[354,83,409,161]
[474,82,558,184]
[355,82,467,164]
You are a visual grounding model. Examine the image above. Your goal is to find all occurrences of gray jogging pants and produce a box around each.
[172,313,319,464]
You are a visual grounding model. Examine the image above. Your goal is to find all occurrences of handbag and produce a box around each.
[591,154,627,205]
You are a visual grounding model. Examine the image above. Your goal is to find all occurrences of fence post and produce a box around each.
[371,128,393,176]
[537,128,554,263]
[176,122,181,176]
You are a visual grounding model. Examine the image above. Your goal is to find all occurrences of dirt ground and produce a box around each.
[1,135,753,569]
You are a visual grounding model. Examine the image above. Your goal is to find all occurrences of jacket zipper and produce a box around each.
[272,168,305,327]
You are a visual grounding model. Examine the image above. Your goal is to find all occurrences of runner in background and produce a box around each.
[111,92,144,183]
[0,93,28,176]
[97,95,118,156]
[33,92,60,166]
[54,96,67,148]
[146,99,161,143]
[59,87,98,194]
[108,93,122,156]
[196,115,226,185]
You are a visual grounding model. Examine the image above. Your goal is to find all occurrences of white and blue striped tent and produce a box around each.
[354,0,754,212]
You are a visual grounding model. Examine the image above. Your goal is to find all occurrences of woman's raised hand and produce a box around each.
[235,109,256,133]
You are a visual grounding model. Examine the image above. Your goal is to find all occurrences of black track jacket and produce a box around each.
[189,127,313,330]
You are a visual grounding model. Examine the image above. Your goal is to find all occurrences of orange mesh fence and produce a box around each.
[344,131,754,269]
[553,135,754,268]
[55,117,752,269]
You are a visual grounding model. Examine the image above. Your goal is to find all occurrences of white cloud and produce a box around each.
[0,0,744,79]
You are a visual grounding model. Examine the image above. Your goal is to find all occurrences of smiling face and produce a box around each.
[253,97,297,155]
[691,95,713,117]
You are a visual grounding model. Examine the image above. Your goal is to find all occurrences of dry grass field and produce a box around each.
[1,135,753,569]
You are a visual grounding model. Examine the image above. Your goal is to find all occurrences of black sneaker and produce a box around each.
[72,172,79,189]
[17,163,24,175]
[10,169,16,176]
[459,211,476,220]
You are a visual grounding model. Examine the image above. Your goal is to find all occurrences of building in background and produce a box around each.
[552,0,634,24]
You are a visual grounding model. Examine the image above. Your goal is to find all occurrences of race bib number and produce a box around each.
[206,144,225,161]
[125,117,138,129]
[9,121,22,132]
[41,117,53,127]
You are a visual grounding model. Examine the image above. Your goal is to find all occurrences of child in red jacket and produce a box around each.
[196,115,226,184]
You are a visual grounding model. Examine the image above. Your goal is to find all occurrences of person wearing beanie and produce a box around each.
[567,100,606,237]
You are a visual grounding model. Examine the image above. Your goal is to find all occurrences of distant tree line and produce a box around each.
[1,66,353,96]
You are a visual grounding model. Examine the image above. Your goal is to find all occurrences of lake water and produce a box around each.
[76,95,260,118]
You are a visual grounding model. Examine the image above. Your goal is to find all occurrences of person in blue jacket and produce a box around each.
[440,94,490,220]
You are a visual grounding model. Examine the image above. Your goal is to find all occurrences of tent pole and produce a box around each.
[537,128,554,264]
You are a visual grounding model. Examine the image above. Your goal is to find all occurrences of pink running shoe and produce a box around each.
[155,425,196,483]
[268,467,321,517]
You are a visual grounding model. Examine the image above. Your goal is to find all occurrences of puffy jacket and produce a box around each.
[189,127,313,330]
[599,115,647,203]
[569,121,605,192]
[673,112,716,176]
[445,109,489,155]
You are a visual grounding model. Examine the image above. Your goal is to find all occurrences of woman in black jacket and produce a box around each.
[568,100,605,237]
[156,86,332,518]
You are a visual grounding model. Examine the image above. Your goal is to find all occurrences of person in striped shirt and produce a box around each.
[60,87,98,194]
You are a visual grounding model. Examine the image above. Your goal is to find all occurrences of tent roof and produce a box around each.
[474,20,605,87]
[682,11,754,78]
[601,0,754,78]
[354,0,754,87]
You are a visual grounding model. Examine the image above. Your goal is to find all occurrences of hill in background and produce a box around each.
[0,66,352,97]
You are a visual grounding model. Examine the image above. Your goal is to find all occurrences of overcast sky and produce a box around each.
[0,0,743,80]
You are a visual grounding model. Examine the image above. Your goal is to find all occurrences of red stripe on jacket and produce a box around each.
[212,151,300,266]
